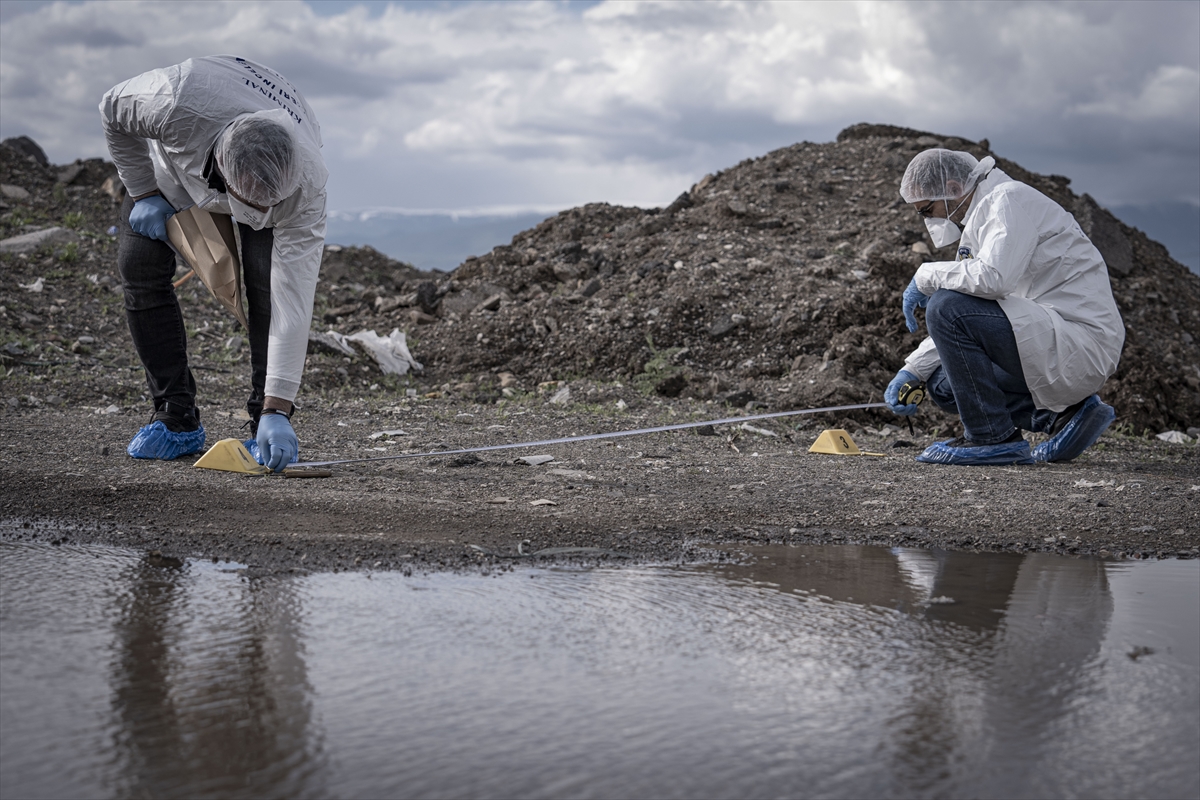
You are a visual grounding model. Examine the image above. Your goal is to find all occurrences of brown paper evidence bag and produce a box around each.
[166,206,249,330]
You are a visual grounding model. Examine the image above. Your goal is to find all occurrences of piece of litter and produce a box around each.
[740,422,777,437]
[1073,479,1115,488]
[102,404,120,415]
[518,455,555,466]
[530,499,558,506]
[549,386,571,405]
[486,497,511,504]
[1156,430,1194,444]
[927,596,956,605]
[19,277,44,293]
[615,399,628,410]
[547,468,591,480]
[369,429,408,439]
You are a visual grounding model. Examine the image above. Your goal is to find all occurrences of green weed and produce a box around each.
[63,211,85,229]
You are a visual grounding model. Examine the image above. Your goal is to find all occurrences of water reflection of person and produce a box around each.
[887,551,1112,797]
[108,557,325,798]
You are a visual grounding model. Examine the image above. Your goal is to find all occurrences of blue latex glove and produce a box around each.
[129,195,176,242]
[885,369,921,416]
[902,278,931,333]
[256,413,298,472]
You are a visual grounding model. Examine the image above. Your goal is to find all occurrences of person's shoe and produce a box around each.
[1032,395,1114,463]
[127,403,205,460]
[915,429,1034,466]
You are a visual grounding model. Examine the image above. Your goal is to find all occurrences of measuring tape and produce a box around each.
[297,402,889,468]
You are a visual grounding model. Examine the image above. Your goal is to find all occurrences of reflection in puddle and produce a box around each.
[1,540,1196,800]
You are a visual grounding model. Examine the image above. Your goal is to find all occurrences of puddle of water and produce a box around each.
[1,540,1196,800]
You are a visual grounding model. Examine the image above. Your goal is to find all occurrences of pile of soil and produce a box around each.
[2,124,1197,437]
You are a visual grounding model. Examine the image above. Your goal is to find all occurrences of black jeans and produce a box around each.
[117,195,273,421]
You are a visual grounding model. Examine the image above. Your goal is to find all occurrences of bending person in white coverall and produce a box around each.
[885,149,1125,466]
[100,56,327,472]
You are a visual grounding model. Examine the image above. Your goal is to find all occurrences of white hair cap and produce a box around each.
[214,109,300,207]
[900,149,996,203]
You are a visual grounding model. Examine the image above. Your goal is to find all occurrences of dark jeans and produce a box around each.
[924,289,1057,444]
[117,195,273,421]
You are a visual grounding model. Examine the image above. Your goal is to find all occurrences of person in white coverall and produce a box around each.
[100,56,327,472]
[885,149,1125,465]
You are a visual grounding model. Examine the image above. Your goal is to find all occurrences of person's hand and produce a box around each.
[902,278,931,333]
[256,413,298,472]
[129,195,176,241]
[885,369,921,416]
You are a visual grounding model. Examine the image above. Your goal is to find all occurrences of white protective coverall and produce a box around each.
[903,169,1125,412]
[100,56,328,402]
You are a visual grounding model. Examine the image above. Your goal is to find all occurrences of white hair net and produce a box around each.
[214,109,300,207]
[900,149,996,203]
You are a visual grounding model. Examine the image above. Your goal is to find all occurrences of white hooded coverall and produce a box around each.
[100,56,328,402]
[903,169,1125,412]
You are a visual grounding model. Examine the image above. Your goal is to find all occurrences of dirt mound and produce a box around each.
[2,127,1197,435]
[339,124,1199,433]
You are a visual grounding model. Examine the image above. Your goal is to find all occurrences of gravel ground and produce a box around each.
[2,391,1196,575]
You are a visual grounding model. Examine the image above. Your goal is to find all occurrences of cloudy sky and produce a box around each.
[1,1,1197,228]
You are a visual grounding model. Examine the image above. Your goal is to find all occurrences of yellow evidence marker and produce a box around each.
[808,429,885,457]
[194,438,269,474]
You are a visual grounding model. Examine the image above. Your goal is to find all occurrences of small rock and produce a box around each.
[497,372,517,389]
[1188,427,1200,438]
[56,162,84,185]
[722,389,754,407]
[911,241,931,256]
[580,278,602,297]
[102,404,120,415]
[518,455,555,466]
[2,342,25,356]
[530,499,558,506]
[727,199,749,215]
[0,184,31,201]
[224,335,244,352]
[549,386,571,405]
[97,444,110,456]
[474,294,502,313]
[696,424,716,436]
[1,227,75,255]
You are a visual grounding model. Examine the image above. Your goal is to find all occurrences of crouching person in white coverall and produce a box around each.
[885,149,1125,466]
[100,56,327,472]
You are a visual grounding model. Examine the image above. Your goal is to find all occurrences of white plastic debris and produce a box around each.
[530,499,558,506]
[1156,430,1194,444]
[549,385,571,405]
[1074,479,1116,488]
[19,277,44,293]
[369,429,408,440]
[315,328,423,375]
[740,422,777,437]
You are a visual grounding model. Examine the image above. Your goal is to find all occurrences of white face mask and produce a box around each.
[923,192,972,248]
[228,194,276,231]
[925,217,962,248]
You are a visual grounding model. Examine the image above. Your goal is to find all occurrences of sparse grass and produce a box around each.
[59,242,79,263]
[62,211,86,229]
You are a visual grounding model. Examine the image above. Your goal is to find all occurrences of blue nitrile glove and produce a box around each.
[902,278,931,333]
[129,195,176,242]
[256,412,298,472]
[885,369,921,416]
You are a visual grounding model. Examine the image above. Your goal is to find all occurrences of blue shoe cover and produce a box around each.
[243,438,299,466]
[1032,395,1115,463]
[915,437,1035,466]
[127,421,206,460]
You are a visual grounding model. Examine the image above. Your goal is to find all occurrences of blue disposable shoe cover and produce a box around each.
[127,420,206,460]
[243,438,299,466]
[1032,395,1114,463]
[915,437,1035,466]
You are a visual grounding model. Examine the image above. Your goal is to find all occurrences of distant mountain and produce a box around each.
[329,200,1198,276]
[325,208,559,272]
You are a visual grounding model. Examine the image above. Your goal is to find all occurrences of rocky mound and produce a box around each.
[2,125,1197,435]
[336,123,1200,434]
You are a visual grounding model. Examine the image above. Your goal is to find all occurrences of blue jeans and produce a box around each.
[924,290,1057,444]
[117,195,274,420]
